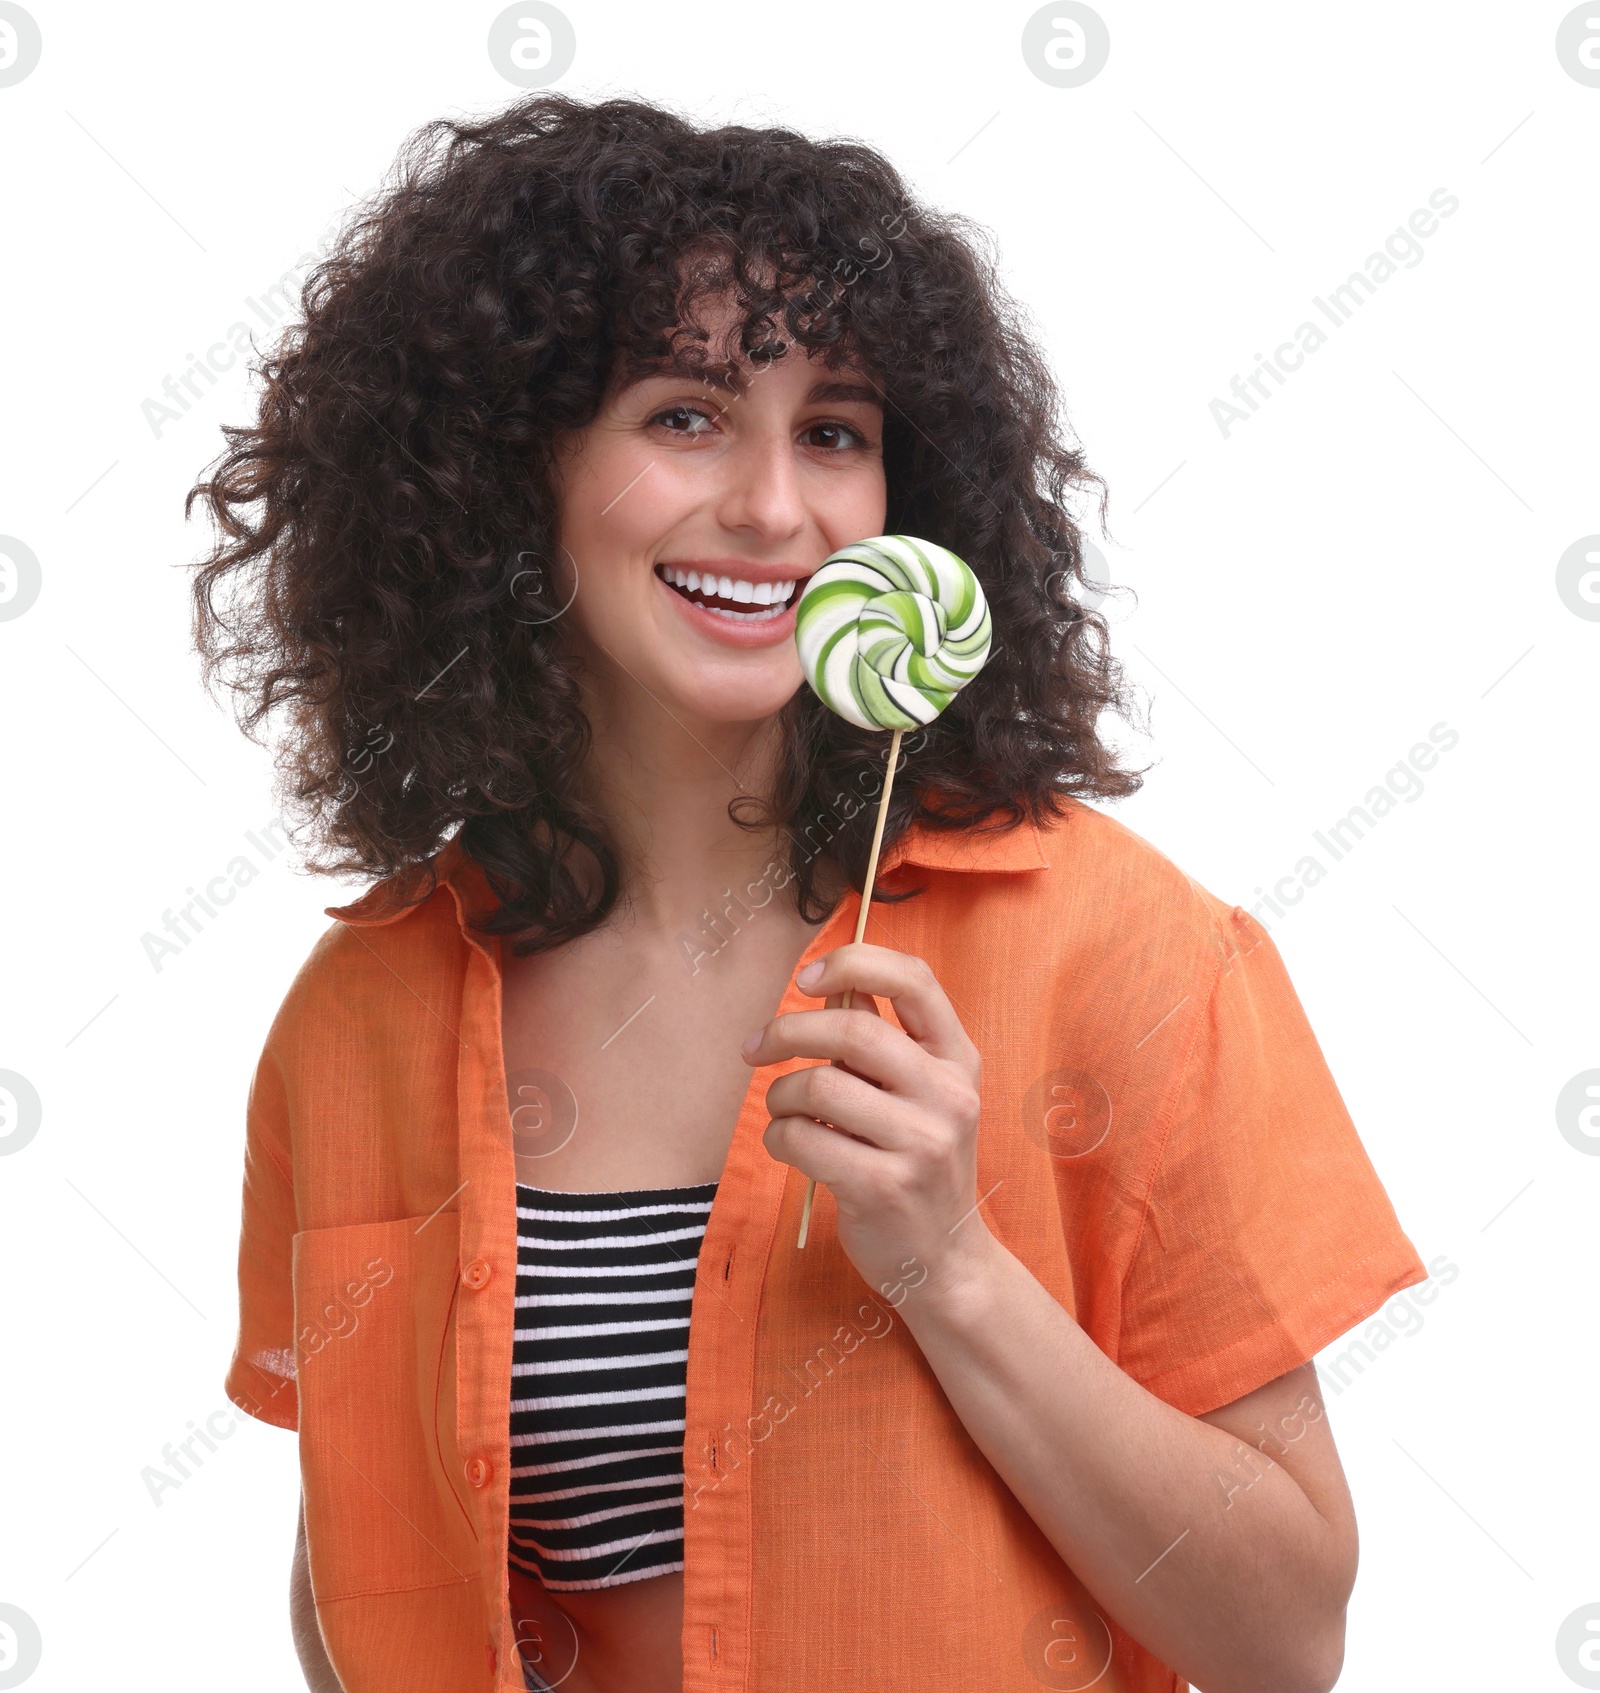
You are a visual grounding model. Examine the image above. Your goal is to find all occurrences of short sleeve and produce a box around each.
[1114,905,1428,1418]
[223,1041,300,1431]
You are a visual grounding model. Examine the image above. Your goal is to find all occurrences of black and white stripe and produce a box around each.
[507,1180,717,1591]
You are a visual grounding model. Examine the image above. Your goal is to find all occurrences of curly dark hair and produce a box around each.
[186,91,1146,956]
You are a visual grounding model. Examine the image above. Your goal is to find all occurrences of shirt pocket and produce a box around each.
[293,1212,482,1600]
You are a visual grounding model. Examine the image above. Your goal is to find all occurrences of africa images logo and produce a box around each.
[1209,190,1459,439]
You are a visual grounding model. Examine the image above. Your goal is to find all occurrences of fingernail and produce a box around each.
[796,961,823,989]
[741,1028,762,1057]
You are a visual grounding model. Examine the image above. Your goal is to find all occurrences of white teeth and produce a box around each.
[657,566,799,614]
[706,603,786,622]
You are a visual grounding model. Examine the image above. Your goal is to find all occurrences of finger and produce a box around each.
[762,1061,920,1153]
[749,1005,925,1096]
[822,990,880,1082]
[826,985,882,1022]
[762,1112,892,1190]
[795,943,976,1064]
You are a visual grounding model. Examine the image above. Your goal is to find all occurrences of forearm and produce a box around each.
[292,1495,346,1693]
[898,1232,1347,1693]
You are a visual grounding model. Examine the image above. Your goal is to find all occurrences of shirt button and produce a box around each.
[465,1456,491,1488]
[463,1258,492,1289]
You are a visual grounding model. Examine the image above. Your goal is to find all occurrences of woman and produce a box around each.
[194,94,1427,1693]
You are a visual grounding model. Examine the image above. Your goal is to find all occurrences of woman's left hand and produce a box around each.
[742,941,996,1306]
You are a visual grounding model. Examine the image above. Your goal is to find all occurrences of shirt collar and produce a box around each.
[324,810,1050,930]
[322,836,487,930]
[874,808,1051,877]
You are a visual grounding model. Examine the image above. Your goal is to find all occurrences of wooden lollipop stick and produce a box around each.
[797,726,903,1249]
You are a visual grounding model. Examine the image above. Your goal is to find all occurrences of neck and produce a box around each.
[570,660,828,935]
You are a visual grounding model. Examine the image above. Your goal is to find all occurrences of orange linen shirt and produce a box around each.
[224,797,1427,1693]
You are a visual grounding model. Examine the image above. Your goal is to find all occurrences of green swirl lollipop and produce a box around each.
[794,535,993,731]
[791,535,993,1249]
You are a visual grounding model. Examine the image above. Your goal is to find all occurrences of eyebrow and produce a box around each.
[806,378,884,407]
[627,356,883,408]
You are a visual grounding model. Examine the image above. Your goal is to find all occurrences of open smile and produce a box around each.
[652,561,807,649]
[653,562,800,621]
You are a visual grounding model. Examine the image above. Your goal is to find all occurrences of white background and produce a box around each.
[0,3,1595,1689]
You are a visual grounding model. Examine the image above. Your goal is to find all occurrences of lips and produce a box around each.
[654,563,799,620]
[653,562,805,649]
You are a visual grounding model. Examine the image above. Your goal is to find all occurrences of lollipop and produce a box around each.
[792,536,993,1247]
[795,535,992,731]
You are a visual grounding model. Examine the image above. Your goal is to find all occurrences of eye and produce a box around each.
[802,420,868,451]
[650,404,718,436]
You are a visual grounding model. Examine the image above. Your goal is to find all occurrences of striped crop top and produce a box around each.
[507,1180,718,1591]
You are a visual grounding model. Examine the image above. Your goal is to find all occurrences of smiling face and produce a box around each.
[547,291,888,731]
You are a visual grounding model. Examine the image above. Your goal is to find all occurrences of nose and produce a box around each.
[713,421,806,545]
